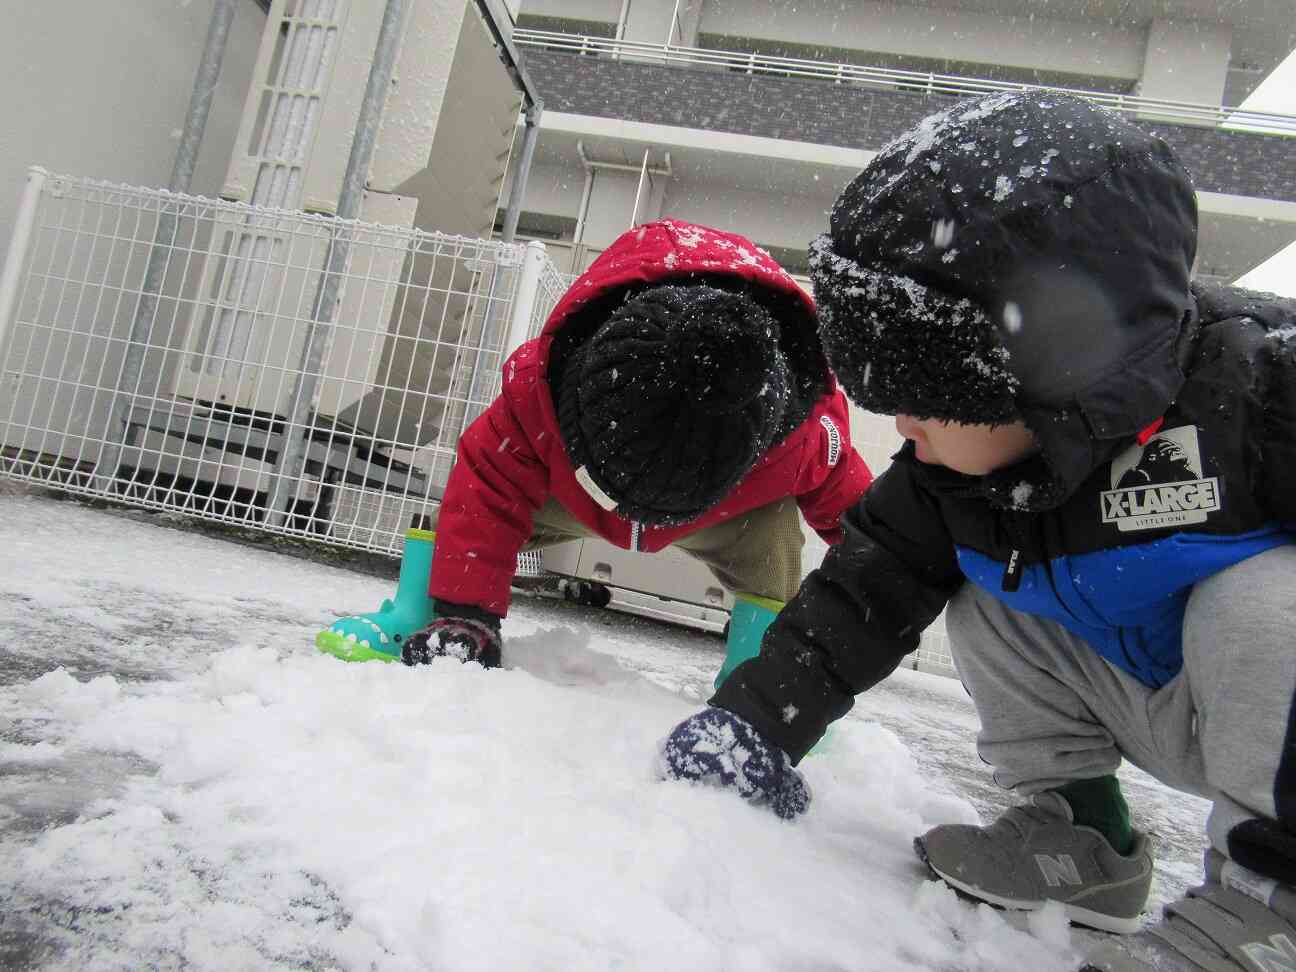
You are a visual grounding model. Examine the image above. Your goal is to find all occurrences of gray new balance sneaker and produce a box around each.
[1081,849,1296,971]
[914,791,1153,934]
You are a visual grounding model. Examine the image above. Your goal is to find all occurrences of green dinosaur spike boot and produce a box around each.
[316,528,437,663]
[714,592,784,690]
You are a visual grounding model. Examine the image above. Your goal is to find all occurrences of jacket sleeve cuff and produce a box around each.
[708,671,825,766]
[432,599,503,632]
[429,556,515,617]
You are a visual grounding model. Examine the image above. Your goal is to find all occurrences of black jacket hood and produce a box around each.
[811,90,1199,510]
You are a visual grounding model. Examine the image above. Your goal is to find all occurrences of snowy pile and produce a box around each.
[0,493,1119,969]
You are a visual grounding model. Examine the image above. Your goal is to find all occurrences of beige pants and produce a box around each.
[521,497,805,603]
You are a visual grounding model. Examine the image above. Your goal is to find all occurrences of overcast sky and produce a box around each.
[1230,48,1296,295]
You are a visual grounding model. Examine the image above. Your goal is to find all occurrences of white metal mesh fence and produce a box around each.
[0,169,561,556]
[0,169,963,677]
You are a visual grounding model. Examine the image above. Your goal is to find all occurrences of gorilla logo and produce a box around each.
[1116,436,1197,490]
[1103,426,1220,531]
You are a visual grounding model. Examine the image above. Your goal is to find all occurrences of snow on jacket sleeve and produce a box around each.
[794,391,874,545]
[1258,325,1296,531]
[428,396,549,617]
[711,451,963,763]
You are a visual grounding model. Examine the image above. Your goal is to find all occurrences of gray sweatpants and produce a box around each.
[946,544,1296,856]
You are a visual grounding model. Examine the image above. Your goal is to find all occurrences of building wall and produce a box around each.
[0,0,264,269]
[513,159,588,218]
[519,0,621,26]
[523,50,1296,204]
[517,0,1296,106]
[696,0,1145,85]
[524,49,914,151]
[661,183,834,254]
[1138,19,1232,108]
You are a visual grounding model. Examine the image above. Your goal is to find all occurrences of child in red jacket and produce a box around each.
[318,220,872,685]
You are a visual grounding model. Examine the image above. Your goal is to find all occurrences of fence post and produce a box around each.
[0,165,46,361]
[505,240,547,357]
[94,0,238,490]
[265,0,407,528]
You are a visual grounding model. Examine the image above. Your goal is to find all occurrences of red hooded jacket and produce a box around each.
[429,220,873,616]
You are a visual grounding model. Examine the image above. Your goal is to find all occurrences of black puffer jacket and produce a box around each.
[712,91,1296,763]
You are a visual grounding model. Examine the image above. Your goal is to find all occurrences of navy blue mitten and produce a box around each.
[658,707,810,819]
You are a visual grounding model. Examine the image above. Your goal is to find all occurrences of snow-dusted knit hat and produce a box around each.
[810,90,1198,509]
[557,284,790,525]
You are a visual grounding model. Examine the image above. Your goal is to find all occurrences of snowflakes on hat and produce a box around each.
[827,90,1149,296]
[809,234,1019,424]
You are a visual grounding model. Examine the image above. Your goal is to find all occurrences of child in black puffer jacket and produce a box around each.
[659,91,1296,972]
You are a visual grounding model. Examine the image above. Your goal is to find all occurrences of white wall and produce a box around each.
[0,0,264,269]
[621,0,677,45]
[1235,240,1296,299]
[662,183,837,253]
[519,0,622,23]
[516,152,849,257]
[581,167,667,245]
[506,158,589,217]
[1139,19,1232,108]
[697,0,1144,84]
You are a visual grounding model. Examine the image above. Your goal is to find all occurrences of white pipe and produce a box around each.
[570,161,596,275]
[505,241,548,356]
[667,0,681,46]
[630,147,650,229]
[575,140,672,177]
[615,0,632,42]
[0,166,48,364]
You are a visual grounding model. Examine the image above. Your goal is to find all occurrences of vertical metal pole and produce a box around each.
[168,0,239,197]
[265,0,406,526]
[464,104,542,427]
[499,105,542,244]
[95,0,239,487]
[505,241,547,357]
[614,0,632,59]
[0,166,47,360]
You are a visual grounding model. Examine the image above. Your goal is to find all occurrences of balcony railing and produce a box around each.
[514,29,1296,137]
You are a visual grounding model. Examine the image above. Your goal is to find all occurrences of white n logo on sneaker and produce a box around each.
[1241,933,1296,972]
[1035,853,1082,888]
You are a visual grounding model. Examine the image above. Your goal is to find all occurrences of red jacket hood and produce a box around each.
[428,221,872,616]
[539,219,818,353]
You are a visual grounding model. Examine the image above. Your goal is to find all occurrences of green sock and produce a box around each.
[1055,776,1134,855]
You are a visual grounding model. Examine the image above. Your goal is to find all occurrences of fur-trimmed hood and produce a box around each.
[811,90,1199,510]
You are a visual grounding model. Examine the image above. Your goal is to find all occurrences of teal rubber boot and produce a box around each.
[316,528,437,663]
[714,592,784,690]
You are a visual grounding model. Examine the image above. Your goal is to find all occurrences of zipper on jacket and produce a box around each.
[630,520,641,552]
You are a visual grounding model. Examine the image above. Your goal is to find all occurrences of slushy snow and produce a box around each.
[0,492,1207,970]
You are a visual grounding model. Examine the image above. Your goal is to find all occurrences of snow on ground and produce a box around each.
[0,491,1210,970]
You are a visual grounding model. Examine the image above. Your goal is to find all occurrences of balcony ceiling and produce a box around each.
[533,123,858,200]
[532,119,1296,279]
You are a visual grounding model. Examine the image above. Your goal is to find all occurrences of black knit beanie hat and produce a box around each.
[558,283,790,525]
[810,90,1197,509]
